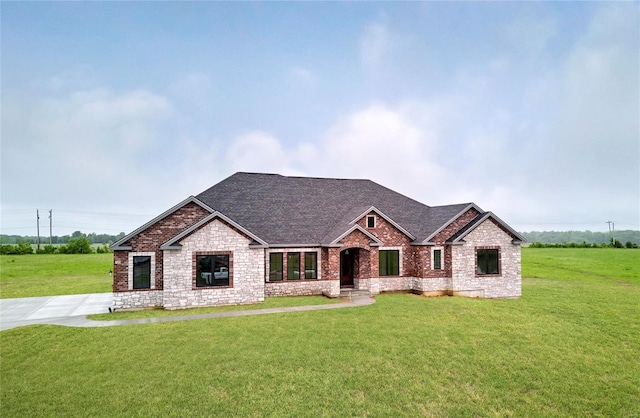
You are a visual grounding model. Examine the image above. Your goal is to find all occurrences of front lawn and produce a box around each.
[1,248,638,416]
[88,295,341,320]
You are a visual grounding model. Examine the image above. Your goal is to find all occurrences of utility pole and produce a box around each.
[606,221,613,244]
[49,210,53,245]
[612,222,615,245]
[36,209,41,251]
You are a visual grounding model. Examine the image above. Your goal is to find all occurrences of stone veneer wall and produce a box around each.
[162,219,265,309]
[265,280,335,297]
[113,290,163,310]
[412,277,453,295]
[451,219,521,298]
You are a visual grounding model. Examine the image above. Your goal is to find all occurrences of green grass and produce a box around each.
[523,247,639,285]
[0,254,112,298]
[1,248,639,416]
[89,295,341,320]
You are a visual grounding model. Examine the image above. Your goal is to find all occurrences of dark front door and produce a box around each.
[340,250,355,287]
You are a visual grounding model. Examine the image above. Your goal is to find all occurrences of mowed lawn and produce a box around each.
[0,254,112,298]
[1,249,639,416]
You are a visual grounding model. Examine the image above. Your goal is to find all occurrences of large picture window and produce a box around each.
[477,249,499,275]
[133,256,151,289]
[304,252,317,279]
[287,252,301,280]
[269,253,283,281]
[379,250,400,276]
[196,254,230,287]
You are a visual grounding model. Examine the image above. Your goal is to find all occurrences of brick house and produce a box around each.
[110,172,525,310]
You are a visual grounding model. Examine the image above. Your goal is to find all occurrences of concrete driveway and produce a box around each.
[1,292,376,331]
[0,293,112,331]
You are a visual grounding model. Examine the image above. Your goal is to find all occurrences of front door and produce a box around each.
[340,250,355,287]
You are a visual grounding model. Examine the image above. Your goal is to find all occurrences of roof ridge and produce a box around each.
[235,172,373,182]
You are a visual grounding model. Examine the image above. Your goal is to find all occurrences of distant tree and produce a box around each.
[59,237,93,254]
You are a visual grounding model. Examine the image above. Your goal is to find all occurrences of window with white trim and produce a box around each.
[128,252,155,290]
[366,215,376,228]
[379,250,400,276]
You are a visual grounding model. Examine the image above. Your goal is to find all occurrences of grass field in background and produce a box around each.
[523,247,639,285]
[1,248,639,416]
[0,254,112,298]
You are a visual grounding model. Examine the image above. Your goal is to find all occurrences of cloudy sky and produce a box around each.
[1,2,638,237]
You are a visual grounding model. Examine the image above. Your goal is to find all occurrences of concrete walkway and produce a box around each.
[0,293,375,331]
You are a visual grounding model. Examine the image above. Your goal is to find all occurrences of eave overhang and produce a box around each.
[160,210,269,250]
[421,203,484,244]
[329,224,384,247]
[446,212,527,244]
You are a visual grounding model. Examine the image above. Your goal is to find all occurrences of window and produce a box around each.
[269,253,283,281]
[129,252,154,290]
[133,256,151,289]
[196,254,230,287]
[287,252,301,280]
[477,249,499,275]
[433,249,442,270]
[305,252,317,279]
[379,250,400,276]
[367,215,376,228]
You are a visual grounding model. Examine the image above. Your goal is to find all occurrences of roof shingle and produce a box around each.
[195,172,478,245]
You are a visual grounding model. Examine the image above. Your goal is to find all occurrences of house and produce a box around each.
[110,172,525,310]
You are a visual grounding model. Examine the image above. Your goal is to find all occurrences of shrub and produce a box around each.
[36,245,57,254]
[16,242,33,254]
[58,237,93,254]
[96,244,112,254]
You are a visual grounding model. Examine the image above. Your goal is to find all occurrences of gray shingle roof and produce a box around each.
[195,172,478,245]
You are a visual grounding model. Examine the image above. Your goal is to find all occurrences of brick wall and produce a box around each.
[112,202,209,292]
[356,212,414,277]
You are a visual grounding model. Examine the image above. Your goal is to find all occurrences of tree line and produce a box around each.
[0,231,125,245]
[0,231,124,255]
[0,238,112,255]
[528,240,638,249]
[521,230,639,246]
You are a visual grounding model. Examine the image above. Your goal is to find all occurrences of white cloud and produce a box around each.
[544,3,639,218]
[360,23,394,69]
[224,131,302,176]
[288,66,317,88]
[503,15,557,57]
[1,87,174,215]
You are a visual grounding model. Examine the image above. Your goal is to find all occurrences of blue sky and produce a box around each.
[1,2,638,236]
